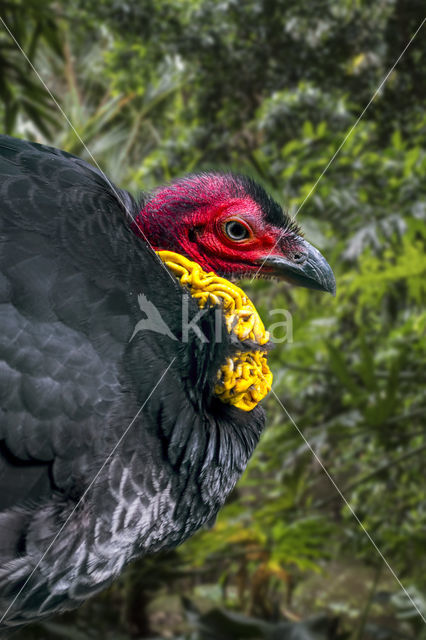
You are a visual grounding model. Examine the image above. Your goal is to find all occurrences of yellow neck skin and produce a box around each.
[157,251,272,411]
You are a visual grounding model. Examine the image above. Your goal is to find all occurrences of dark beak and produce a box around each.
[260,239,336,295]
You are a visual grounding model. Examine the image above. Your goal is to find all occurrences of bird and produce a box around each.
[0,134,335,630]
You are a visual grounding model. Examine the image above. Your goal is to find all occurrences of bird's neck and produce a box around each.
[133,205,211,272]
[134,200,182,252]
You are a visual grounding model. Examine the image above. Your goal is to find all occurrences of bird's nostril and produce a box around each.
[291,251,307,264]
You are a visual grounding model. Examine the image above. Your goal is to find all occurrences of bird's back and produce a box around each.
[0,136,265,630]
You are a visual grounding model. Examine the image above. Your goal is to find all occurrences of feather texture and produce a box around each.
[0,136,265,630]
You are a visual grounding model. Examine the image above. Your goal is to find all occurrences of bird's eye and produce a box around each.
[224,219,251,242]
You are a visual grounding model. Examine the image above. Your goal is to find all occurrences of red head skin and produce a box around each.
[133,173,303,279]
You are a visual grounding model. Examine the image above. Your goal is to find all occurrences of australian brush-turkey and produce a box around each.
[0,135,335,630]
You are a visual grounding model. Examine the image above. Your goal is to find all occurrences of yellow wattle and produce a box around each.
[156,250,272,411]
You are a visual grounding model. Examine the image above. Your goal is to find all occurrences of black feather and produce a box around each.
[0,136,265,630]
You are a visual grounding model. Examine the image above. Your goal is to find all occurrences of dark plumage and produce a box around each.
[0,136,334,630]
[0,137,265,630]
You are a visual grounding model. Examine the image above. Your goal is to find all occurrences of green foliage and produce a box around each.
[0,0,66,135]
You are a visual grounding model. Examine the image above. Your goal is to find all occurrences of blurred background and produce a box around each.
[1,0,425,638]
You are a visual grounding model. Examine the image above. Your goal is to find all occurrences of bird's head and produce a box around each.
[135,172,335,294]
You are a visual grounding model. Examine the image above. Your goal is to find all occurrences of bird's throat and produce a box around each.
[156,250,272,411]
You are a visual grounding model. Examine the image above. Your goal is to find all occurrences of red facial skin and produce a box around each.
[134,174,302,278]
